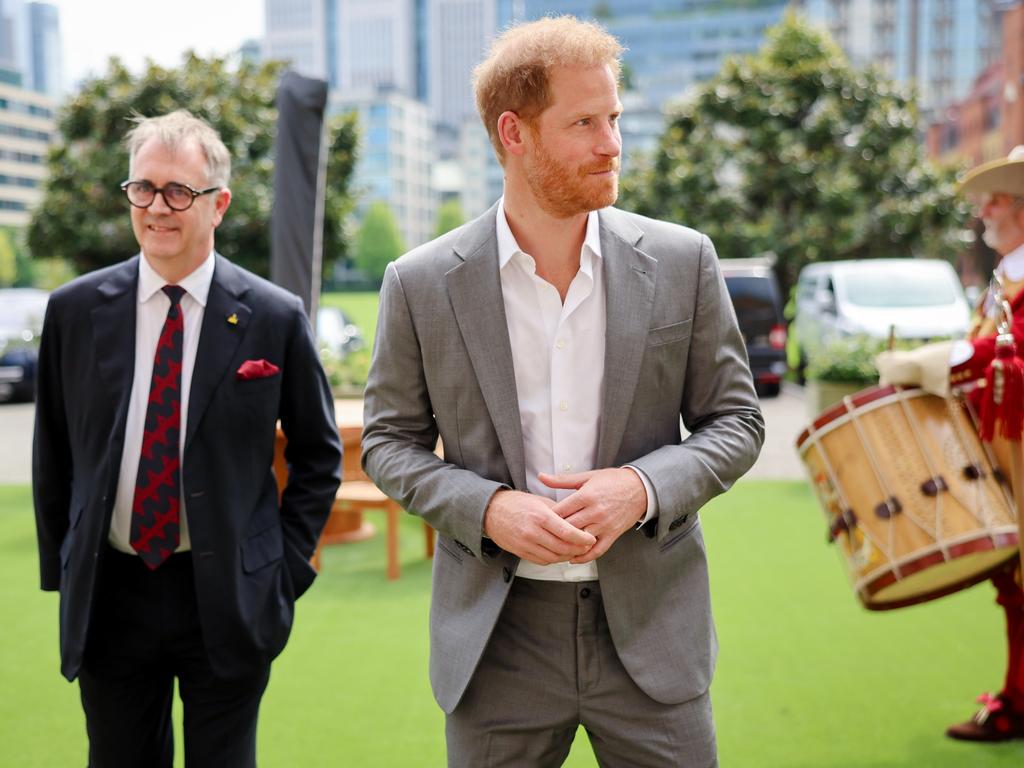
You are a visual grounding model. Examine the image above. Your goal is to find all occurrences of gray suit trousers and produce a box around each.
[445,578,718,768]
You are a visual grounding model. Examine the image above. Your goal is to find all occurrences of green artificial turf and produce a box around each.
[3,481,1023,766]
[320,292,381,352]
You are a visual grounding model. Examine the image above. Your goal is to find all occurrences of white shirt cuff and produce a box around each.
[624,465,658,527]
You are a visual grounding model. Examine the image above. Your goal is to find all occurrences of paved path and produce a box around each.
[0,387,811,487]
[746,382,810,481]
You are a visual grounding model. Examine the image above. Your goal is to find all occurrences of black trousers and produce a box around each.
[79,548,270,768]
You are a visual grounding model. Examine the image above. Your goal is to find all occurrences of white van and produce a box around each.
[793,258,971,370]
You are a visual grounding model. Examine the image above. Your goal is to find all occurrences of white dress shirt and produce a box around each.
[496,201,654,581]
[109,251,215,554]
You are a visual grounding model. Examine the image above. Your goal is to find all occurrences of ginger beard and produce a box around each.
[522,122,620,219]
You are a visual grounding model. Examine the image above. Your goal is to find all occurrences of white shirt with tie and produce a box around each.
[108,251,214,554]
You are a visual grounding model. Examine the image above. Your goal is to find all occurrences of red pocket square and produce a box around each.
[236,359,280,380]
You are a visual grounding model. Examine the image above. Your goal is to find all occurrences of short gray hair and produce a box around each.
[125,109,231,187]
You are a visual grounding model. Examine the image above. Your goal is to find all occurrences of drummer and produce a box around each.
[876,145,1024,742]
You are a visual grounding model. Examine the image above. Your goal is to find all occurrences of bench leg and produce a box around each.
[424,523,435,559]
[386,503,400,581]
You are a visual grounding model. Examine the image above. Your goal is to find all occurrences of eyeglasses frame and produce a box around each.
[120,179,221,212]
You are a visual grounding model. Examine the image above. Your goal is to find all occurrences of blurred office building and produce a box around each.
[798,0,1006,115]
[0,0,61,99]
[263,0,806,245]
[925,0,1023,164]
[0,78,53,227]
[0,0,56,228]
[333,87,436,250]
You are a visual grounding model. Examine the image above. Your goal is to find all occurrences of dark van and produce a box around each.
[719,257,787,397]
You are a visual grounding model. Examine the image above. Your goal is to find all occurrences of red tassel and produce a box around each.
[980,343,1024,442]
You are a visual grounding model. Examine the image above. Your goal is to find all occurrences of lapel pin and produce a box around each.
[227,313,239,325]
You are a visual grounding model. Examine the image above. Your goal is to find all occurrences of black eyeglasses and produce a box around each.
[120,180,220,212]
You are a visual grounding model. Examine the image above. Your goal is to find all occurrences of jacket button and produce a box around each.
[502,567,512,582]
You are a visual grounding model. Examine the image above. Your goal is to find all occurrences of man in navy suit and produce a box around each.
[33,110,341,767]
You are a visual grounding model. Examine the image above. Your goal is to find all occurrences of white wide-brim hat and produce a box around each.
[960,145,1024,197]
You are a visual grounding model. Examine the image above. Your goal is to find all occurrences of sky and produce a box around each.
[50,0,265,91]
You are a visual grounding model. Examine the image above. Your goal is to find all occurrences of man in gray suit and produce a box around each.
[363,16,764,767]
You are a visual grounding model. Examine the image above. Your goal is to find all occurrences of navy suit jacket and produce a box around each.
[33,253,342,681]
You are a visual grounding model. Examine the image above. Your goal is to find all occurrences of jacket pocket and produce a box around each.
[659,517,700,552]
[241,526,285,573]
[436,538,464,564]
[647,319,692,348]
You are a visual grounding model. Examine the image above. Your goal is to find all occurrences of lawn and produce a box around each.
[3,481,1022,766]
[320,291,380,352]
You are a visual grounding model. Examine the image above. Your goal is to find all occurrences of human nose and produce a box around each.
[148,188,174,214]
[597,120,621,157]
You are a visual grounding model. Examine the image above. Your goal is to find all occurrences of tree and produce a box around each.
[27,53,359,279]
[434,198,465,237]
[0,227,16,286]
[619,12,971,293]
[354,201,405,282]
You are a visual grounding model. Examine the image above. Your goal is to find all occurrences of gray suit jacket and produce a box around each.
[363,203,764,713]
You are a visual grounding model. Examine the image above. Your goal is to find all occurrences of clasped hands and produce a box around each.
[483,467,647,566]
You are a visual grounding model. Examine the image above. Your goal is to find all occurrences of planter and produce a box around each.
[805,379,871,419]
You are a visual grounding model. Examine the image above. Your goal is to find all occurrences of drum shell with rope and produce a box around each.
[796,385,1018,610]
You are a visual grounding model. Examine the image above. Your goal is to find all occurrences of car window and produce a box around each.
[0,296,47,334]
[841,270,959,307]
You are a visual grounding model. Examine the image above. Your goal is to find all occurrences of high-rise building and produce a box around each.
[799,0,1005,113]
[512,1,790,109]
[338,0,418,97]
[0,1,61,98]
[926,1,1024,164]
[263,0,331,80]
[333,87,437,248]
[0,78,53,227]
[427,0,496,127]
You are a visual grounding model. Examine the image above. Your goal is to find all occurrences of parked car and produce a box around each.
[792,258,970,376]
[0,288,49,402]
[720,256,788,397]
[316,305,364,360]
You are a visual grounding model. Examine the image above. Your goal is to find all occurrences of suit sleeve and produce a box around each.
[361,262,507,560]
[32,297,72,591]
[628,234,765,542]
[277,297,342,597]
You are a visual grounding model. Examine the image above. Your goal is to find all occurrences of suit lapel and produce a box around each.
[91,258,139,423]
[447,205,528,491]
[596,208,657,469]
[185,254,252,451]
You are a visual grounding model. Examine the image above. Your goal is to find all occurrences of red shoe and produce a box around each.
[946,693,1024,742]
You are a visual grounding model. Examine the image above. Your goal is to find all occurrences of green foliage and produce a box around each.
[320,348,372,396]
[0,227,35,287]
[27,53,359,279]
[0,228,16,286]
[620,12,971,294]
[29,259,78,291]
[434,198,465,238]
[804,334,886,383]
[804,333,931,382]
[354,201,404,282]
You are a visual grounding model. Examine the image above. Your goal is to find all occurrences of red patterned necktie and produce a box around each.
[130,285,185,569]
